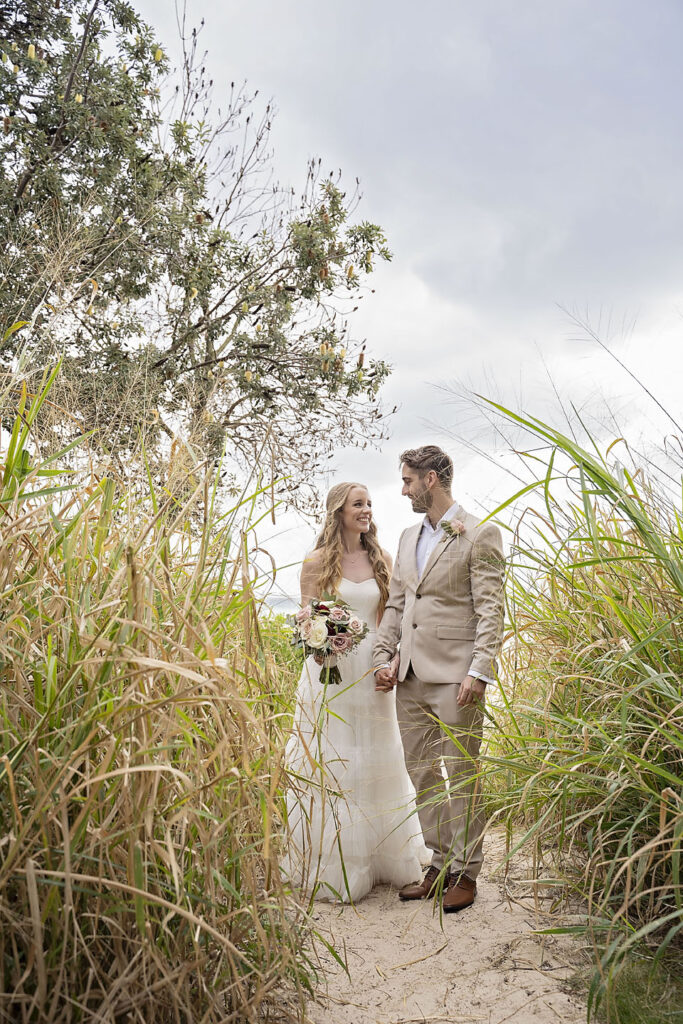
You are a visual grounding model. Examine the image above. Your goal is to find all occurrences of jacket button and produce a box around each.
[416,594,422,599]
[412,623,417,629]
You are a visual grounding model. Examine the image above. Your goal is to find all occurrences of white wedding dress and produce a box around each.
[284,578,426,902]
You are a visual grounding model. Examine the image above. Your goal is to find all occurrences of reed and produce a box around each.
[0,361,313,1022]
[480,403,682,1018]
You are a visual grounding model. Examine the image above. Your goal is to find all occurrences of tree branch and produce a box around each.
[14,0,100,208]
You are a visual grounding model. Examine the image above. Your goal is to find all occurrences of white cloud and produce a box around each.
[135,0,683,603]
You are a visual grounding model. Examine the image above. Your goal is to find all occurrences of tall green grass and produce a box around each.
[0,362,312,1021]
[480,404,682,1019]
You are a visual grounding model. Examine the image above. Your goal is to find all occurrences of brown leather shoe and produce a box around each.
[398,865,442,901]
[443,872,477,913]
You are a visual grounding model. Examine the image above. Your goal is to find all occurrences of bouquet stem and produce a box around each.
[322,660,342,686]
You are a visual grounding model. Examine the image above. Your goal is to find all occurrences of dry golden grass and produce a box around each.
[0,365,312,1022]
[477,404,682,1018]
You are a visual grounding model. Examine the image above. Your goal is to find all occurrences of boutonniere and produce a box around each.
[440,517,465,539]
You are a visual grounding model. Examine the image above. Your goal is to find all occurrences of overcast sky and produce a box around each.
[138,0,683,602]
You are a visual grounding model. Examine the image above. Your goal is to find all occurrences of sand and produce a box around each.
[303,830,588,1024]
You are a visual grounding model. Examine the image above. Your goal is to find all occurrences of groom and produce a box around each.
[374,445,505,912]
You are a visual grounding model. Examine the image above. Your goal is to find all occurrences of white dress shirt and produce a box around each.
[416,501,460,578]
[416,501,493,685]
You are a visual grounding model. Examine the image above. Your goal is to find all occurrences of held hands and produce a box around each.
[374,663,486,701]
[457,674,486,706]
[375,654,400,693]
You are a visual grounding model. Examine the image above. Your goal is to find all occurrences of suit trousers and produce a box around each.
[396,670,485,877]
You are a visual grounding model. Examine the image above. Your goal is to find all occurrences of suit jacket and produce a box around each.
[373,506,505,685]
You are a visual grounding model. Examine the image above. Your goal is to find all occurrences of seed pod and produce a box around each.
[27,44,36,60]
[154,47,163,62]
[244,369,253,382]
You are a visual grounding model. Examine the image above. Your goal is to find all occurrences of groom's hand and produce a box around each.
[457,674,486,706]
[375,654,399,692]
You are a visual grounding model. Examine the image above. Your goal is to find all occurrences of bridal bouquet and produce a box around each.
[292,594,368,685]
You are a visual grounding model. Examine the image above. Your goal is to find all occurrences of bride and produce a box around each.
[284,481,425,902]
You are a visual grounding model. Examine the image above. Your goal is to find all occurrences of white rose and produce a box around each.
[307,617,329,649]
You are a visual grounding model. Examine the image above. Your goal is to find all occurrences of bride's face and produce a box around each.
[341,486,372,534]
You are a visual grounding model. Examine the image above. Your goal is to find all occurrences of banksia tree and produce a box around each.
[0,1,391,508]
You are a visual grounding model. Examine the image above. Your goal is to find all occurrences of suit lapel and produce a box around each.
[403,523,422,586]
[419,504,467,586]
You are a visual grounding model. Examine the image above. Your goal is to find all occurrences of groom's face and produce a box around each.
[401,464,433,513]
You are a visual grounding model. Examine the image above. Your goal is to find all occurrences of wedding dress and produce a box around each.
[284,577,426,902]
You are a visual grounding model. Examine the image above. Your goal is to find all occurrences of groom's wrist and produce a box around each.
[373,662,392,676]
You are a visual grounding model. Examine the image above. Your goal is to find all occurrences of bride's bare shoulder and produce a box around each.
[302,548,324,568]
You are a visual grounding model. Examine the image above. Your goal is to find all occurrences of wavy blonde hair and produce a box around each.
[313,482,391,617]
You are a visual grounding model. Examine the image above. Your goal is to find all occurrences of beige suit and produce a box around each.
[374,506,505,876]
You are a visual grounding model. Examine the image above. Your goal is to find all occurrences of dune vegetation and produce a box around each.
[480,404,683,1020]
[0,361,311,1022]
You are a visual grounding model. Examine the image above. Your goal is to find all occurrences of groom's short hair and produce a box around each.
[400,445,453,488]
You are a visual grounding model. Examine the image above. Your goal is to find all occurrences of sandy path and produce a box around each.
[304,830,587,1024]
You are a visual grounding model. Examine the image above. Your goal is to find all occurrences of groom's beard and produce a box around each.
[409,486,432,514]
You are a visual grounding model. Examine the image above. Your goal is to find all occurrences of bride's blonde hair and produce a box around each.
[313,482,391,617]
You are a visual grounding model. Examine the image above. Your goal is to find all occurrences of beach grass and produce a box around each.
[477,404,682,1020]
[0,362,314,1021]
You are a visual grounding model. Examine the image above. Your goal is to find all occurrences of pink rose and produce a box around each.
[347,616,364,635]
[330,606,350,624]
[440,517,465,538]
[330,633,353,654]
[296,605,312,623]
[299,619,313,641]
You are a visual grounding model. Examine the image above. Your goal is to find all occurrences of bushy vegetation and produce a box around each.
[480,404,682,1020]
[0,359,310,1021]
[0,0,391,507]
